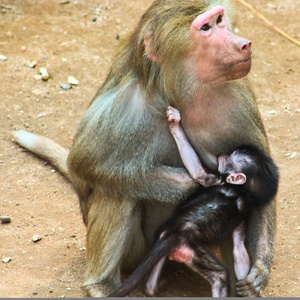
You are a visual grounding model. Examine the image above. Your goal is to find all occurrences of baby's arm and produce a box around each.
[167,106,219,187]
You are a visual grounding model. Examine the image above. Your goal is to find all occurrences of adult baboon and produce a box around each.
[13,0,276,296]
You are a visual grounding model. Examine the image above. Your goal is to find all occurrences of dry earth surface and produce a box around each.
[0,0,299,297]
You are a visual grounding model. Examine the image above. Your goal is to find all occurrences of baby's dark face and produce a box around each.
[218,154,232,175]
[218,150,253,177]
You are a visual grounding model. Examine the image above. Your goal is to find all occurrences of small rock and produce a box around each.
[0,216,11,224]
[0,55,8,61]
[67,76,79,86]
[60,83,72,90]
[32,234,42,243]
[2,257,12,263]
[20,46,27,52]
[39,68,49,81]
[32,88,44,95]
[33,74,43,80]
[28,59,37,68]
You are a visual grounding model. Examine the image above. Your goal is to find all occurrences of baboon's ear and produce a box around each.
[144,32,159,62]
[226,173,246,185]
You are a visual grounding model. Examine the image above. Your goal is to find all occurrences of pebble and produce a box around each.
[33,74,43,80]
[67,76,79,85]
[0,216,11,224]
[0,55,8,61]
[60,83,72,90]
[2,257,12,263]
[32,234,42,243]
[39,68,49,81]
[28,59,37,68]
[20,46,27,52]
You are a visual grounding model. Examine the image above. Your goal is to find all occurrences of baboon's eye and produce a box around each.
[201,24,211,31]
[217,15,223,24]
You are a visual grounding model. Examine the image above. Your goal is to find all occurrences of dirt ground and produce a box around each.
[0,0,299,298]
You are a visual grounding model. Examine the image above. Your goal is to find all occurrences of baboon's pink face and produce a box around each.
[189,5,252,83]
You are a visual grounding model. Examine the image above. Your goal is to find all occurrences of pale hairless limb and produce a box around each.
[167,106,250,282]
[232,222,250,280]
[167,106,220,187]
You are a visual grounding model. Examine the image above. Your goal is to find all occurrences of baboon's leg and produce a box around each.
[188,246,231,297]
[83,190,146,297]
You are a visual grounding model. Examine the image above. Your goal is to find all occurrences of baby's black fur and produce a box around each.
[109,145,279,297]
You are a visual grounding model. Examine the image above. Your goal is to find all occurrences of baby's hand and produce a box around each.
[167,106,181,126]
[196,173,222,187]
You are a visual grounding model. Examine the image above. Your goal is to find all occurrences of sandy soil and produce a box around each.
[0,0,299,297]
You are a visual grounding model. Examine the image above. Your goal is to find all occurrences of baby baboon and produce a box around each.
[109,107,278,297]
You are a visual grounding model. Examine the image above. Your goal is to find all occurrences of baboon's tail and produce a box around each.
[13,130,69,179]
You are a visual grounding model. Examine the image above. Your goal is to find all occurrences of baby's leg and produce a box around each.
[232,222,250,280]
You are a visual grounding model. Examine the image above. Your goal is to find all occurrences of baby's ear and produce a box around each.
[226,173,246,185]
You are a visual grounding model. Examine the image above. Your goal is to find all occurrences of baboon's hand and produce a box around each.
[236,260,269,296]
